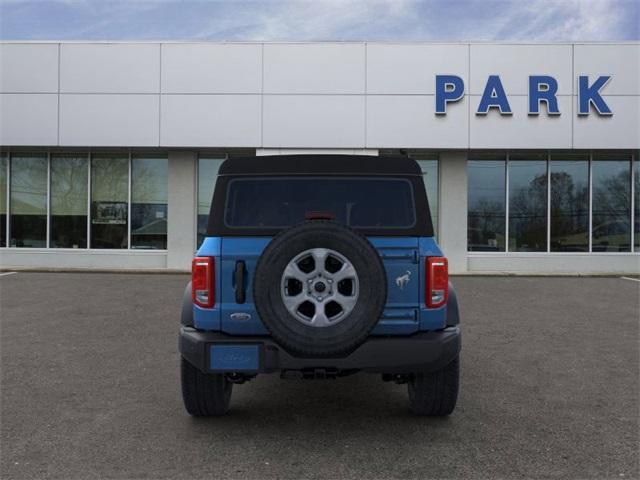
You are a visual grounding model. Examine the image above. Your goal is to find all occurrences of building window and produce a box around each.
[0,154,7,247]
[50,154,88,248]
[197,157,225,248]
[550,154,589,252]
[415,159,438,236]
[468,157,506,251]
[468,151,638,254]
[2,150,175,251]
[10,154,47,248]
[131,155,168,249]
[508,153,548,252]
[635,157,639,251]
[592,153,632,252]
[91,154,128,249]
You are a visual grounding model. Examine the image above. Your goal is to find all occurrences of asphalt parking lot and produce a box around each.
[1,273,638,480]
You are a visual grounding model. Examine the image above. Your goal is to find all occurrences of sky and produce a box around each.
[0,0,638,42]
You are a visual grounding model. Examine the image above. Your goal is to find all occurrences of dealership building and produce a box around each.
[0,41,638,274]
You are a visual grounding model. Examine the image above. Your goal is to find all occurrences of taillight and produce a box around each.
[426,257,448,308]
[192,257,214,308]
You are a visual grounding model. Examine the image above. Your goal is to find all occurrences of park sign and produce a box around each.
[435,75,613,117]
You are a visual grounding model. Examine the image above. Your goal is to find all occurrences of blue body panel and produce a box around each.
[219,237,271,335]
[194,235,446,334]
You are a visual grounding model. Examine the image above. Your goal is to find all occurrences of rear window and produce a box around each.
[224,177,416,229]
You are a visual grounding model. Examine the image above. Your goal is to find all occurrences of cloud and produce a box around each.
[232,0,416,41]
[0,0,637,41]
[171,0,640,42]
[487,0,637,41]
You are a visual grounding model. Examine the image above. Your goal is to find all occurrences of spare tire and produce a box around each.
[253,221,387,357]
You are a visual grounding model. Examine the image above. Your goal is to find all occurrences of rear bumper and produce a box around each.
[179,326,461,375]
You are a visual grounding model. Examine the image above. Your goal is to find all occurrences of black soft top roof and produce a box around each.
[218,155,422,176]
[208,154,433,237]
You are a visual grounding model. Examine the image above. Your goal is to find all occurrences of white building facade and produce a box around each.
[0,41,638,273]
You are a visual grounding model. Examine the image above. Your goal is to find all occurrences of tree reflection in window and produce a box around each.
[0,154,6,247]
[10,154,47,248]
[634,157,639,251]
[51,155,88,248]
[550,156,589,252]
[508,155,547,252]
[468,159,506,251]
[592,155,631,252]
[91,155,128,249]
[131,156,168,249]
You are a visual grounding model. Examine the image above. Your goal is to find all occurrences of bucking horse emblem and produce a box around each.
[395,270,412,290]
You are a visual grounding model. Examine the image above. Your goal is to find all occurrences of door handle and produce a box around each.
[234,260,246,304]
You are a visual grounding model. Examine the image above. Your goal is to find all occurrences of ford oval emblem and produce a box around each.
[230,312,251,321]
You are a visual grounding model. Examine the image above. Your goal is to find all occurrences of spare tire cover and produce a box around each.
[253,221,387,357]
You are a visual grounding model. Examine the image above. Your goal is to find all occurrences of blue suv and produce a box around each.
[180,155,461,416]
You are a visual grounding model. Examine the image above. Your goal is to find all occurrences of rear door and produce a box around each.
[219,236,420,336]
[217,174,425,336]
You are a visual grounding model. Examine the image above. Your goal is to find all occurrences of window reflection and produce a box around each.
[508,155,547,252]
[468,159,506,251]
[91,155,128,249]
[550,155,589,252]
[131,156,168,249]
[10,154,47,248]
[592,155,631,252]
[50,155,88,248]
[197,158,224,247]
[0,155,6,247]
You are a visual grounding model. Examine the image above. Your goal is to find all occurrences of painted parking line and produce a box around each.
[620,276,640,283]
[0,272,18,277]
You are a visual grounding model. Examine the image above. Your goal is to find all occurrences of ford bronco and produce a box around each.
[180,155,461,416]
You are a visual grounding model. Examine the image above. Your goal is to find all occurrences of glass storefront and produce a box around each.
[549,154,589,252]
[592,154,632,252]
[0,154,6,247]
[91,155,129,249]
[468,156,506,251]
[633,159,640,252]
[468,151,638,254]
[10,154,47,248]
[508,153,548,252]
[131,155,168,249]
[0,149,637,260]
[0,151,169,250]
[50,154,88,248]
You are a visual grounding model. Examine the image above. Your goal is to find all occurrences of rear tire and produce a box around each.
[181,358,232,416]
[408,356,459,416]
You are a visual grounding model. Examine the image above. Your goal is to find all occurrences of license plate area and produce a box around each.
[209,344,260,372]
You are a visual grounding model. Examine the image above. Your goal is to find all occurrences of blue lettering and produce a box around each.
[529,75,560,115]
[435,75,465,115]
[578,75,612,116]
[476,75,512,115]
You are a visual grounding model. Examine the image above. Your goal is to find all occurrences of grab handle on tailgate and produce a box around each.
[234,260,247,304]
